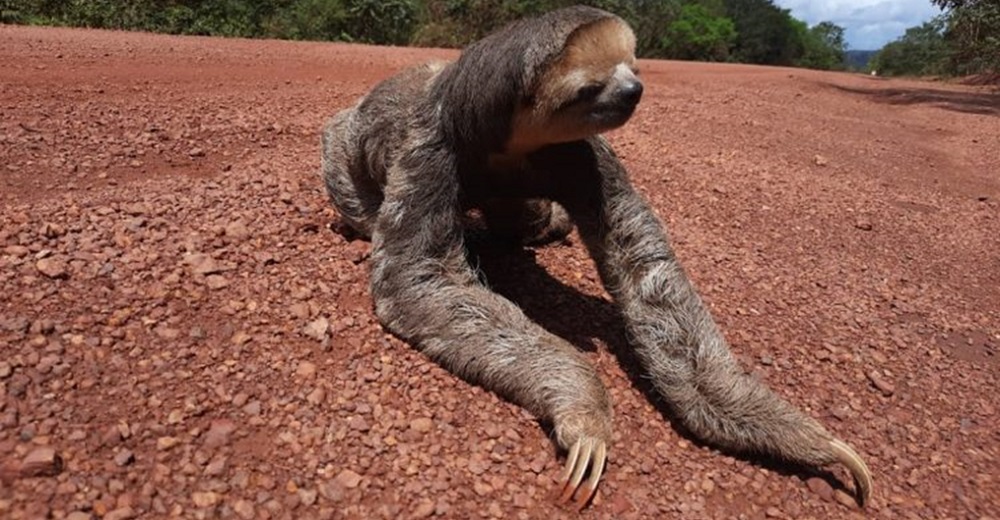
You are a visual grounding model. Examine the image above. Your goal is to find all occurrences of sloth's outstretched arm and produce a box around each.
[534,138,872,505]
[370,139,611,508]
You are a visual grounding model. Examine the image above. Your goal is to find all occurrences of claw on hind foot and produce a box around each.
[553,438,607,510]
[829,438,873,506]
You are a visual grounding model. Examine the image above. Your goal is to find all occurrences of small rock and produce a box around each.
[20,446,63,477]
[700,478,715,493]
[298,488,318,506]
[230,331,252,345]
[347,416,369,432]
[242,400,262,416]
[184,253,224,275]
[867,370,895,396]
[409,417,433,434]
[296,361,317,379]
[5,245,30,257]
[114,449,135,467]
[346,241,370,264]
[412,499,436,518]
[472,481,493,496]
[189,147,206,158]
[232,499,255,519]
[205,274,229,290]
[36,354,59,374]
[334,469,362,489]
[65,512,93,520]
[806,477,834,501]
[318,479,346,502]
[528,452,547,474]
[192,491,220,508]
[813,155,829,166]
[167,409,184,425]
[39,222,66,238]
[155,327,182,341]
[854,220,873,231]
[203,419,236,449]
[225,221,250,240]
[765,506,784,518]
[204,455,227,476]
[609,494,632,515]
[834,489,858,508]
[302,317,329,341]
[36,256,68,278]
[157,436,180,451]
[103,507,136,520]
[0,362,11,378]
[513,493,533,509]
[467,457,489,476]
[306,388,326,405]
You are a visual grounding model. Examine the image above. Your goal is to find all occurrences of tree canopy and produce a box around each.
[870,1,998,77]
[3,0,853,72]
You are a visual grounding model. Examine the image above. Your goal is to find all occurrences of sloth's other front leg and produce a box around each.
[371,154,611,509]
[535,138,873,505]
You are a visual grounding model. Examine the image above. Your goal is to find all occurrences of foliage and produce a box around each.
[723,0,804,65]
[870,1,999,77]
[797,21,847,70]
[870,17,952,76]
[941,0,1000,74]
[661,3,736,61]
[2,0,869,73]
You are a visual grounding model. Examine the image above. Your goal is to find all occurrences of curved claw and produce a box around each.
[554,438,607,510]
[829,438,873,506]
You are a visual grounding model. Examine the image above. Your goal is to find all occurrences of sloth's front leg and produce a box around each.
[536,137,873,505]
[370,154,612,509]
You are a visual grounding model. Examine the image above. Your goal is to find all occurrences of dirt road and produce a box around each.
[1,25,998,519]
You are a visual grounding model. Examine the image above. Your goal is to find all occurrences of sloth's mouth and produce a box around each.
[591,103,637,130]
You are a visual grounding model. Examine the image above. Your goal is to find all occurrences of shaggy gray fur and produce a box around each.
[321,4,870,506]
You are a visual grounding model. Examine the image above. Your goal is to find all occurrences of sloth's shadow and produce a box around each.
[467,240,859,503]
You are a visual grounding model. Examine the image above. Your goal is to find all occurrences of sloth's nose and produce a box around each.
[619,80,643,106]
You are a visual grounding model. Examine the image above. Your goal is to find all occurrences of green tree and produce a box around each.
[723,0,804,65]
[870,16,951,76]
[662,3,736,61]
[345,0,418,45]
[935,0,1000,74]
[797,21,847,70]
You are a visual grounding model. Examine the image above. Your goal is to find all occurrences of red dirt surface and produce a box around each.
[1,25,998,520]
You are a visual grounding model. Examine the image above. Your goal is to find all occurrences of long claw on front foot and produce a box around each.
[554,439,607,510]
[829,438,873,506]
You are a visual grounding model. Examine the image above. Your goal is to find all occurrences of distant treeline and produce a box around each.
[1,0,852,71]
[870,0,998,77]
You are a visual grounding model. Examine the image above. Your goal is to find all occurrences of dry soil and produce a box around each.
[1,25,998,520]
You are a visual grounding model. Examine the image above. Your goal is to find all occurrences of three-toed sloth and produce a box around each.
[321,5,871,510]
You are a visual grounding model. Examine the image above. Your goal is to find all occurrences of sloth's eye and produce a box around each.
[575,83,604,102]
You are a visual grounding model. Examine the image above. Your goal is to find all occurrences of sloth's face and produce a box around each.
[559,62,642,134]
[505,18,641,155]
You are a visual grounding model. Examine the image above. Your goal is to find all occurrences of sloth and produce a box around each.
[321,5,872,510]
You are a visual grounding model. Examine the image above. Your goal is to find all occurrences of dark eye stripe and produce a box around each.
[576,83,603,101]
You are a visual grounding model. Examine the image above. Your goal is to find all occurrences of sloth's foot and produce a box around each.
[828,438,873,505]
[554,436,607,510]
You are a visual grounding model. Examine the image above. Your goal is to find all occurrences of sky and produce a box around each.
[773,0,944,50]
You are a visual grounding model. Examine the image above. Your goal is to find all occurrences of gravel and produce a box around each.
[1,23,998,520]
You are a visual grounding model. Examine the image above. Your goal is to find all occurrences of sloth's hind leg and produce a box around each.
[481,198,574,246]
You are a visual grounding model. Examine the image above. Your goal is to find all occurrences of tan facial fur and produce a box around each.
[505,17,638,155]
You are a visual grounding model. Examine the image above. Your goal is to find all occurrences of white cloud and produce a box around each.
[773,0,943,50]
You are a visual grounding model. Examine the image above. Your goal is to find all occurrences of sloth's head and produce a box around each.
[507,15,641,154]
